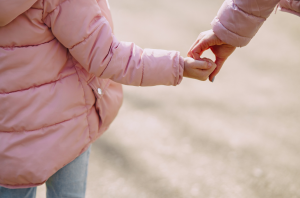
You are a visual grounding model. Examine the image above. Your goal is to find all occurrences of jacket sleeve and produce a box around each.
[211,0,280,47]
[43,0,184,86]
[0,0,37,26]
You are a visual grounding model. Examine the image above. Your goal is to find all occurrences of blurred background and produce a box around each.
[38,0,300,197]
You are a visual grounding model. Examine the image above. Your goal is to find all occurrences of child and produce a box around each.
[0,0,216,197]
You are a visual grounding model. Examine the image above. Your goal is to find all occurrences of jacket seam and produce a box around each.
[231,0,266,20]
[98,40,117,78]
[0,111,89,133]
[0,72,76,94]
[42,0,45,19]
[30,8,43,10]
[74,66,92,141]
[69,22,103,50]
[43,0,69,20]
[253,0,262,17]
[0,38,56,49]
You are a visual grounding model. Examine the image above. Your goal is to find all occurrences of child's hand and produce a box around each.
[183,57,216,81]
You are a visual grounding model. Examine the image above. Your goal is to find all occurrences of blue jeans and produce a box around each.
[0,146,91,198]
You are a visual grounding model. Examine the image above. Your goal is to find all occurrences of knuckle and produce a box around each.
[200,76,207,81]
[203,66,209,70]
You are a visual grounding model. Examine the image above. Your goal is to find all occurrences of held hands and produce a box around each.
[183,57,216,81]
[187,29,236,82]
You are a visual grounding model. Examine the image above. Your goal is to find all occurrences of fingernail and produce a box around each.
[208,62,212,68]
[211,76,215,82]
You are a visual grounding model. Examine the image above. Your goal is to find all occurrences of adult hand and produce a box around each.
[187,29,236,82]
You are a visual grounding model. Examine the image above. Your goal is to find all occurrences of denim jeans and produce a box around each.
[0,146,91,198]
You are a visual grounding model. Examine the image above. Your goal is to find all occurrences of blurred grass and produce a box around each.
[37,0,300,197]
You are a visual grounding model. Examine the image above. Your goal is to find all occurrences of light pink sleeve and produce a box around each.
[43,0,184,86]
[278,0,300,17]
[211,0,280,47]
[0,0,37,26]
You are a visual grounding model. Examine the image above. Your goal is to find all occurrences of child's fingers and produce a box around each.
[193,67,214,81]
[183,57,217,81]
[193,60,217,81]
[195,58,216,70]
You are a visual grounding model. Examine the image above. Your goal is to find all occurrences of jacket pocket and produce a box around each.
[88,77,123,133]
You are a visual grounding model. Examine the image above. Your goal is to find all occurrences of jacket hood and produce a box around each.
[0,0,37,27]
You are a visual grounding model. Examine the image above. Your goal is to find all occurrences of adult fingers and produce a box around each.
[208,44,236,82]
[187,39,202,59]
[188,39,209,60]
[188,30,224,60]
[187,37,200,57]
[187,31,210,59]
[209,57,226,82]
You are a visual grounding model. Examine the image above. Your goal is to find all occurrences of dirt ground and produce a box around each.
[37,0,300,197]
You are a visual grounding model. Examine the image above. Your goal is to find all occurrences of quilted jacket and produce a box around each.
[0,0,184,188]
[212,0,300,47]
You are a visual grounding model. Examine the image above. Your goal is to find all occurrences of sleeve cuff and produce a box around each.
[175,56,184,85]
[211,0,266,47]
[211,17,251,47]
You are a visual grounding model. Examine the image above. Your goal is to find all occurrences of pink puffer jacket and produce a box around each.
[212,0,300,47]
[0,0,184,188]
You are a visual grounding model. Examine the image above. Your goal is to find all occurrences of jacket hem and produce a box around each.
[0,142,93,189]
[0,181,45,189]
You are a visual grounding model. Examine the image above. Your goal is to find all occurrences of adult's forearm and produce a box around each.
[211,0,280,47]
